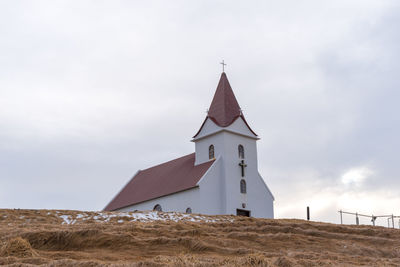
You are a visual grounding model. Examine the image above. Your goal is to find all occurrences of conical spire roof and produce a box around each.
[207,72,241,127]
[193,72,257,138]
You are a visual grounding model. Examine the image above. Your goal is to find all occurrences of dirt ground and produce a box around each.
[0,209,399,266]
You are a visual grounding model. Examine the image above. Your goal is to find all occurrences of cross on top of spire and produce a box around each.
[220,60,227,72]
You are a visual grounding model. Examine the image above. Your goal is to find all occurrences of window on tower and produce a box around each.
[240,179,247,194]
[238,144,245,159]
[209,145,215,159]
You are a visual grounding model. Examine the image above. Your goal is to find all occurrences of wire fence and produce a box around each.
[338,210,400,228]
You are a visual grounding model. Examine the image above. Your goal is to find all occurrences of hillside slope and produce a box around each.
[0,209,399,266]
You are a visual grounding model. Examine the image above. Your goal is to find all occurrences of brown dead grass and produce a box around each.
[1,209,400,266]
[0,237,38,258]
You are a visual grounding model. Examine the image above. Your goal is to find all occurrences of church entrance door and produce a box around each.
[236,209,250,217]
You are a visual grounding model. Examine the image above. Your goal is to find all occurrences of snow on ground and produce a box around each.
[55,211,234,225]
[59,215,74,225]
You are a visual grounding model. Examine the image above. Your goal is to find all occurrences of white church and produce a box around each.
[104,72,274,218]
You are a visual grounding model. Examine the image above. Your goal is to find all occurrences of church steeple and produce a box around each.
[193,72,257,139]
[207,72,242,127]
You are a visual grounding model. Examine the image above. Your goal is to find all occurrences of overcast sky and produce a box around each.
[1,1,399,226]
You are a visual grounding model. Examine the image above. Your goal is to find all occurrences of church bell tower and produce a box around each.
[192,72,273,217]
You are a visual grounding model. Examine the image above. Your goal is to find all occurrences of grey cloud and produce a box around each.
[0,1,399,223]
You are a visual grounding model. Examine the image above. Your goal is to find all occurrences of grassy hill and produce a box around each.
[0,209,399,266]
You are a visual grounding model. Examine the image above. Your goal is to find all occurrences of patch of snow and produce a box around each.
[60,215,73,225]
[53,210,234,225]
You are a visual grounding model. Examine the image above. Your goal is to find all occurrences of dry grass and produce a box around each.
[1,209,400,266]
[0,237,38,258]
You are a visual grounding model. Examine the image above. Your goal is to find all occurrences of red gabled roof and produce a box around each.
[104,153,214,211]
[193,72,257,138]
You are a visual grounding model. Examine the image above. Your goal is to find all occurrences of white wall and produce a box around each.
[219,131,274,218]
[224,116,258,138]
[194,117,274,218]
[193,118,221,140]
[193,117,258,165]
[194,132,224,165]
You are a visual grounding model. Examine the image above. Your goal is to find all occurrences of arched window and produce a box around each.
[186,207,192,214]
[209,145,215,159]
[153,204,162,212]
[240,179,246,194]
[238,145,244,159]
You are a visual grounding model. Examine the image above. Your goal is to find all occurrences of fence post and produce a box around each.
[392,215,395,229]
[371,215,375,226]
[340,210,343,224]
[307,206,310,221]
[356,212,359,225]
